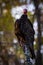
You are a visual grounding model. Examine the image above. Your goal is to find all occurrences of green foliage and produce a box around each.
[42,37,43,44]
[0,10,14,43]
[0,18,3,31]
[3,11,14,32]
[28,12,34,23]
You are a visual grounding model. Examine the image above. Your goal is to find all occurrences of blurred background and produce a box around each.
[0,0,43,65]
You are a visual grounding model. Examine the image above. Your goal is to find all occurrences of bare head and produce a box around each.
[23,9,27,15]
